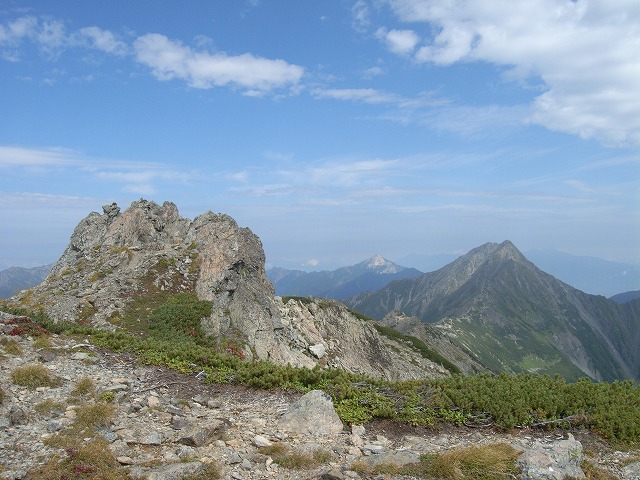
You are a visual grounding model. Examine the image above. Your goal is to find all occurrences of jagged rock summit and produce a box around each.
[12,199,448,381]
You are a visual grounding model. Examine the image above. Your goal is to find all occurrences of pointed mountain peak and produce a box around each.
[493,240,527,262]
[463,240,526,264]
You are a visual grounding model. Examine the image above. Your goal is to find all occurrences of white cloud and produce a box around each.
[385,0,640,146]
[312,87,401,104]
[376,27,419,55]
[133,33,304,94]
[77,26,128,56]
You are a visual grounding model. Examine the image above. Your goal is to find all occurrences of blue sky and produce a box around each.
[1,0,639,271]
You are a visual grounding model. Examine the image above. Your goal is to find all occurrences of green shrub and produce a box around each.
[11,364,61,389]
[98,391,116,403]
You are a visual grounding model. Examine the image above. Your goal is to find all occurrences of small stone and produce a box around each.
[176,444,196,459]
[228,452,243,464]
[171,415,189,430]
[147,395,161,408]
[116,456,134,465]
[253,435,273,447]
[362,444,385,455]
[241,458,252,469]
[9,406,27,426]
[178,419,228,447]
[140,431,162,445]
[351,425,365,436]
[309,343,326,358]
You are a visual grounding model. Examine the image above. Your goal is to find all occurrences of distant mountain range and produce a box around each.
[525,249,640,298]
[0,264,52,299]
[345,241,640,382]
[267,255,423,299]
[609,290,640,304]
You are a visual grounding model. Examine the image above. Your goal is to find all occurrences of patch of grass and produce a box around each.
[0,336,23,355]
[582,460,619,480]
[34,399,64,414]
[182,462,221,480]
[71,377,96,397]
[33,335,53,349]
[74,402,115,430]
[258,443,333,470]
[281,296,312,305]
[11,364,61,389]
[28,437,128,480]
[0,386,5,404]
[353,443,520,479]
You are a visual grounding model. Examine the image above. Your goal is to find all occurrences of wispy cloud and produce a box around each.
[77,26,128,56]
[311,87,402,104]
[0,145,83,167]
[1,145,196,196]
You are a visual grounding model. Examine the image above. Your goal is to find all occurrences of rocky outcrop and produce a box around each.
[10,200,447,380]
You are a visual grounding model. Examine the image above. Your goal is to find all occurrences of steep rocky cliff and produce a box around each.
[11,200,448,381]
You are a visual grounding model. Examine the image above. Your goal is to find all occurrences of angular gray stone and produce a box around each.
[278,390,343,436]
[362,444,385,455]
[309,343,326,358]
[177,418,228,447]
[622,461,640,480]
[362,449,419,467]
[253,435,273,447]
[517,434,585,480]
[131,461,204,480]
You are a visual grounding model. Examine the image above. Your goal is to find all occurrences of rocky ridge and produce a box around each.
[10,200,447,381]
[2,317,639,480]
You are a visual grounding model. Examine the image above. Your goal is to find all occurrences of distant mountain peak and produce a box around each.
[361,255,403,274]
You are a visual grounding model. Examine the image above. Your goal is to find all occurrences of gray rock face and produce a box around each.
[622,461,640,480]
[278,390,343,436]
[517,434,585,480]
[9,199,449,380]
